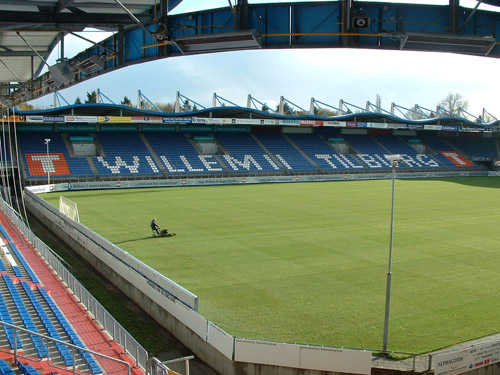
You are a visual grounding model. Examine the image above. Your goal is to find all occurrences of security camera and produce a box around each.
[385,154,403,162]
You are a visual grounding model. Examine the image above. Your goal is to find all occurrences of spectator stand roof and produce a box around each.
[0,1,499,108]
[12,98,500,129]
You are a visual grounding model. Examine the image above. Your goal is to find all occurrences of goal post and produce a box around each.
[59,196,80,223]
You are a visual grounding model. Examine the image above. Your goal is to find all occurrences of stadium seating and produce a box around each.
[17,362,40,375]
[419,134,478,169]
[371,135,443,169]
[0,226,39,284]
[0,359,16,375]
[94,133,160,177]
[216,133,283,173]
[2,275,47,358]
[254,133,317,172]
[0,289,23,350]
[18,132,93,179]
[16,130,489,181]
[342,134,393,170]
[286,133,364,171]
[37,288,102,374]
[144,132,225,175]
[21,281,74,366]
[446,136,498,161]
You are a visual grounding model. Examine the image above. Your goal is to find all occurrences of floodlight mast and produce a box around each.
[44,138,51,185]
[383,154,403,352]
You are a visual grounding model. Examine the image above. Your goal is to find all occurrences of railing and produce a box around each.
[0,320,131,375]
[0,198,149,372]
[372,351,432,372]
[161,356,194,375]
[148,356,193,375]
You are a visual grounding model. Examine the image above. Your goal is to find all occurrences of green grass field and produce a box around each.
[40,177,500,354]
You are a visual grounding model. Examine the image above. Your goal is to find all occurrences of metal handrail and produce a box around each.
[0,320,131,375]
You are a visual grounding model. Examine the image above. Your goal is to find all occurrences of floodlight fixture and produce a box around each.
[385,154,403,165]
[75,55,106,74]
[383,152,403,352]
[48,59,76,85]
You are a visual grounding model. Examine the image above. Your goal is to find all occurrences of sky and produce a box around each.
[28,0,500,119]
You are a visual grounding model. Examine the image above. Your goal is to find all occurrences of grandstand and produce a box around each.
[8,113,499,185]
[0,102,498,375]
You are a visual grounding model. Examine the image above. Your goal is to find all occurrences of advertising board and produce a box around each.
[434,340,500,375]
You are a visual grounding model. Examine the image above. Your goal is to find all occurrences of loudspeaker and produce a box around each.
[352,15,370,29]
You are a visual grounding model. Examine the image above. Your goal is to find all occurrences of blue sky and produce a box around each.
[29,0,499,119]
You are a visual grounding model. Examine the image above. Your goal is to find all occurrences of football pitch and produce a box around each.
[40,177,500,354]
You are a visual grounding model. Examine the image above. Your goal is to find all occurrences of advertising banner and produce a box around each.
[18,124,54,132]
[25,116,44,123]
[100,124,137,132]
[130,116,163,123]
[424,125,442,131]
[43,115,65,123]
[141,125,177,132]
[98,116,131,123]
[207,322,234,359]
[300,120,324,126]
[162,117,192,124]
[434,340,500,375]
[323,121,344,127]
[234,339,371,374]
[58,124,98,132]
[65,116,98,123]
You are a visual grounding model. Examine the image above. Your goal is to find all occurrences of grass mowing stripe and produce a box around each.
[40,177,500,353]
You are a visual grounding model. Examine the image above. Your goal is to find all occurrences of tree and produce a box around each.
[155,101,175,112]
[85,90,98,103]
[18,103,34,111]
[74,97,82,105]
[405,105,428,120]
[405,110,427,120]
[121,96,133,106]
[314,106,338,117]
[437,92,468,115]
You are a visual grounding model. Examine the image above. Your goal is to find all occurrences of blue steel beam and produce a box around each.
[16,1,500,103]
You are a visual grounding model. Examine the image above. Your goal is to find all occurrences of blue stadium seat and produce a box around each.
[0,224,40,283]
[254,133,317,172]
[216,133,283,173]
[0,359,16,375]
[287,133,364,172]
[93,133,160,177]
[2,275,47,357]
[21,282,73,366]
[145,133,225,175]
[18,132,93,179]
[38,288,102,374]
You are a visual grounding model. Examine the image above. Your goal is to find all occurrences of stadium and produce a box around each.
[0,1,500,375]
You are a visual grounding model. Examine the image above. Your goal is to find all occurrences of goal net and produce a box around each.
[59,196,80,223]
